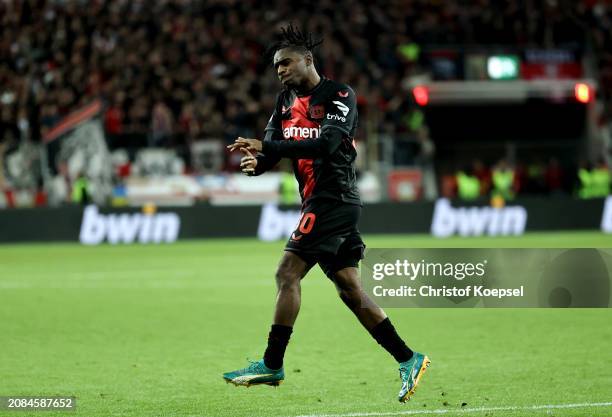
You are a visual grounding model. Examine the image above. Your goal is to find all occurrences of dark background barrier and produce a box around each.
[0,197,608,243]
[516,197,605,230]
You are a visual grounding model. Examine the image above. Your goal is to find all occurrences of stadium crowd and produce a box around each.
[2,0,611,147]
[0,0,611,203]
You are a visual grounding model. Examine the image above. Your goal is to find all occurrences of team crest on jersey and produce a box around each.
[338,90,349,98]
[308,104,325,119]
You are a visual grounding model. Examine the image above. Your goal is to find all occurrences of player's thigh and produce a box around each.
[318,234,365,287]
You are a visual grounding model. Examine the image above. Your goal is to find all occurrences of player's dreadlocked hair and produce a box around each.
[265,23,323,62]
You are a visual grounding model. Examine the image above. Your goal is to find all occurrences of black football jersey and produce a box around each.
[255,77,361,206]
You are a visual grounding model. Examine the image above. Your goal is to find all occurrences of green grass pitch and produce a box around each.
[1,231,611,417]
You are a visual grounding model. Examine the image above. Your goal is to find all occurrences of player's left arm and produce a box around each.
[231,87,357,159]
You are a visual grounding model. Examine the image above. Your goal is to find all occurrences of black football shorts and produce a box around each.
[285,199,365,279]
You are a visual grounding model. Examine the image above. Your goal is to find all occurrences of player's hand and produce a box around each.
[227,137,262,153]
[239,148,257,175]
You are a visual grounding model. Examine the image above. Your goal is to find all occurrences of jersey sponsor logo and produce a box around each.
[326,113,346,122]
[308,104,325,119]
[338,90,349,98]
[283,126,321,139]
[333,100,350,116]
[430,199,527,237]
[80,205,181,245]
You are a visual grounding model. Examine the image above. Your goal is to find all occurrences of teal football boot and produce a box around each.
[398,352,431,402]
[223,359,284,387]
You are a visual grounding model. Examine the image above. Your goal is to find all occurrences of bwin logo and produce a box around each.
[80,205,181,245]
[431,199,527,237]
[333,100,350,116]
[258,203,301,241]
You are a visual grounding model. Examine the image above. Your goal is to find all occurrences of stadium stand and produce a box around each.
[0,0,611,206]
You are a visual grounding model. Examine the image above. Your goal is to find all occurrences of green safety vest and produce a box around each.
[578,168,594,199]
[456,172,480,200]
[577,168,610,199]
[591,168,610,198]
[492,169,514,200]
[280,173,299,205]
[72,177,90,204]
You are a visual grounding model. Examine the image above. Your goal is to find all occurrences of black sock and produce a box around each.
[369,318,413,363]
[263,324,293,370]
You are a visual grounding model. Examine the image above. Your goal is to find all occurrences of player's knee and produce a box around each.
[334,269,362,294]
[277,277,300,293]
[275,267,301,291]
[337,286,361,308]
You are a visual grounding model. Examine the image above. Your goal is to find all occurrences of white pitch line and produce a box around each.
[289,401,612,417]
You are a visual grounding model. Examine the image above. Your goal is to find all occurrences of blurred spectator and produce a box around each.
[579,158,611,198]
[524,159,546,195]
[578,161,595,198]
[1,105,19,145]
[592,159,611,197]
[151,99,174,147]
[491,159,515,201]
[279,161,300,205]
[39,103,60,136]
[544,157,565,194]
[71,172,91,205]
[415,126,438,200]
[456,166,481,201]
[472,159,492,196]
[104,92,125,149]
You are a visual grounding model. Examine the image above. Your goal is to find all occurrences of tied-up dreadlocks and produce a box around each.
[266,23,323,63]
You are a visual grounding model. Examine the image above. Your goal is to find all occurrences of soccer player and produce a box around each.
[223,24,430,402]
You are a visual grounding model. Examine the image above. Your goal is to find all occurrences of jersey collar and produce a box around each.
[294,76,326,97]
